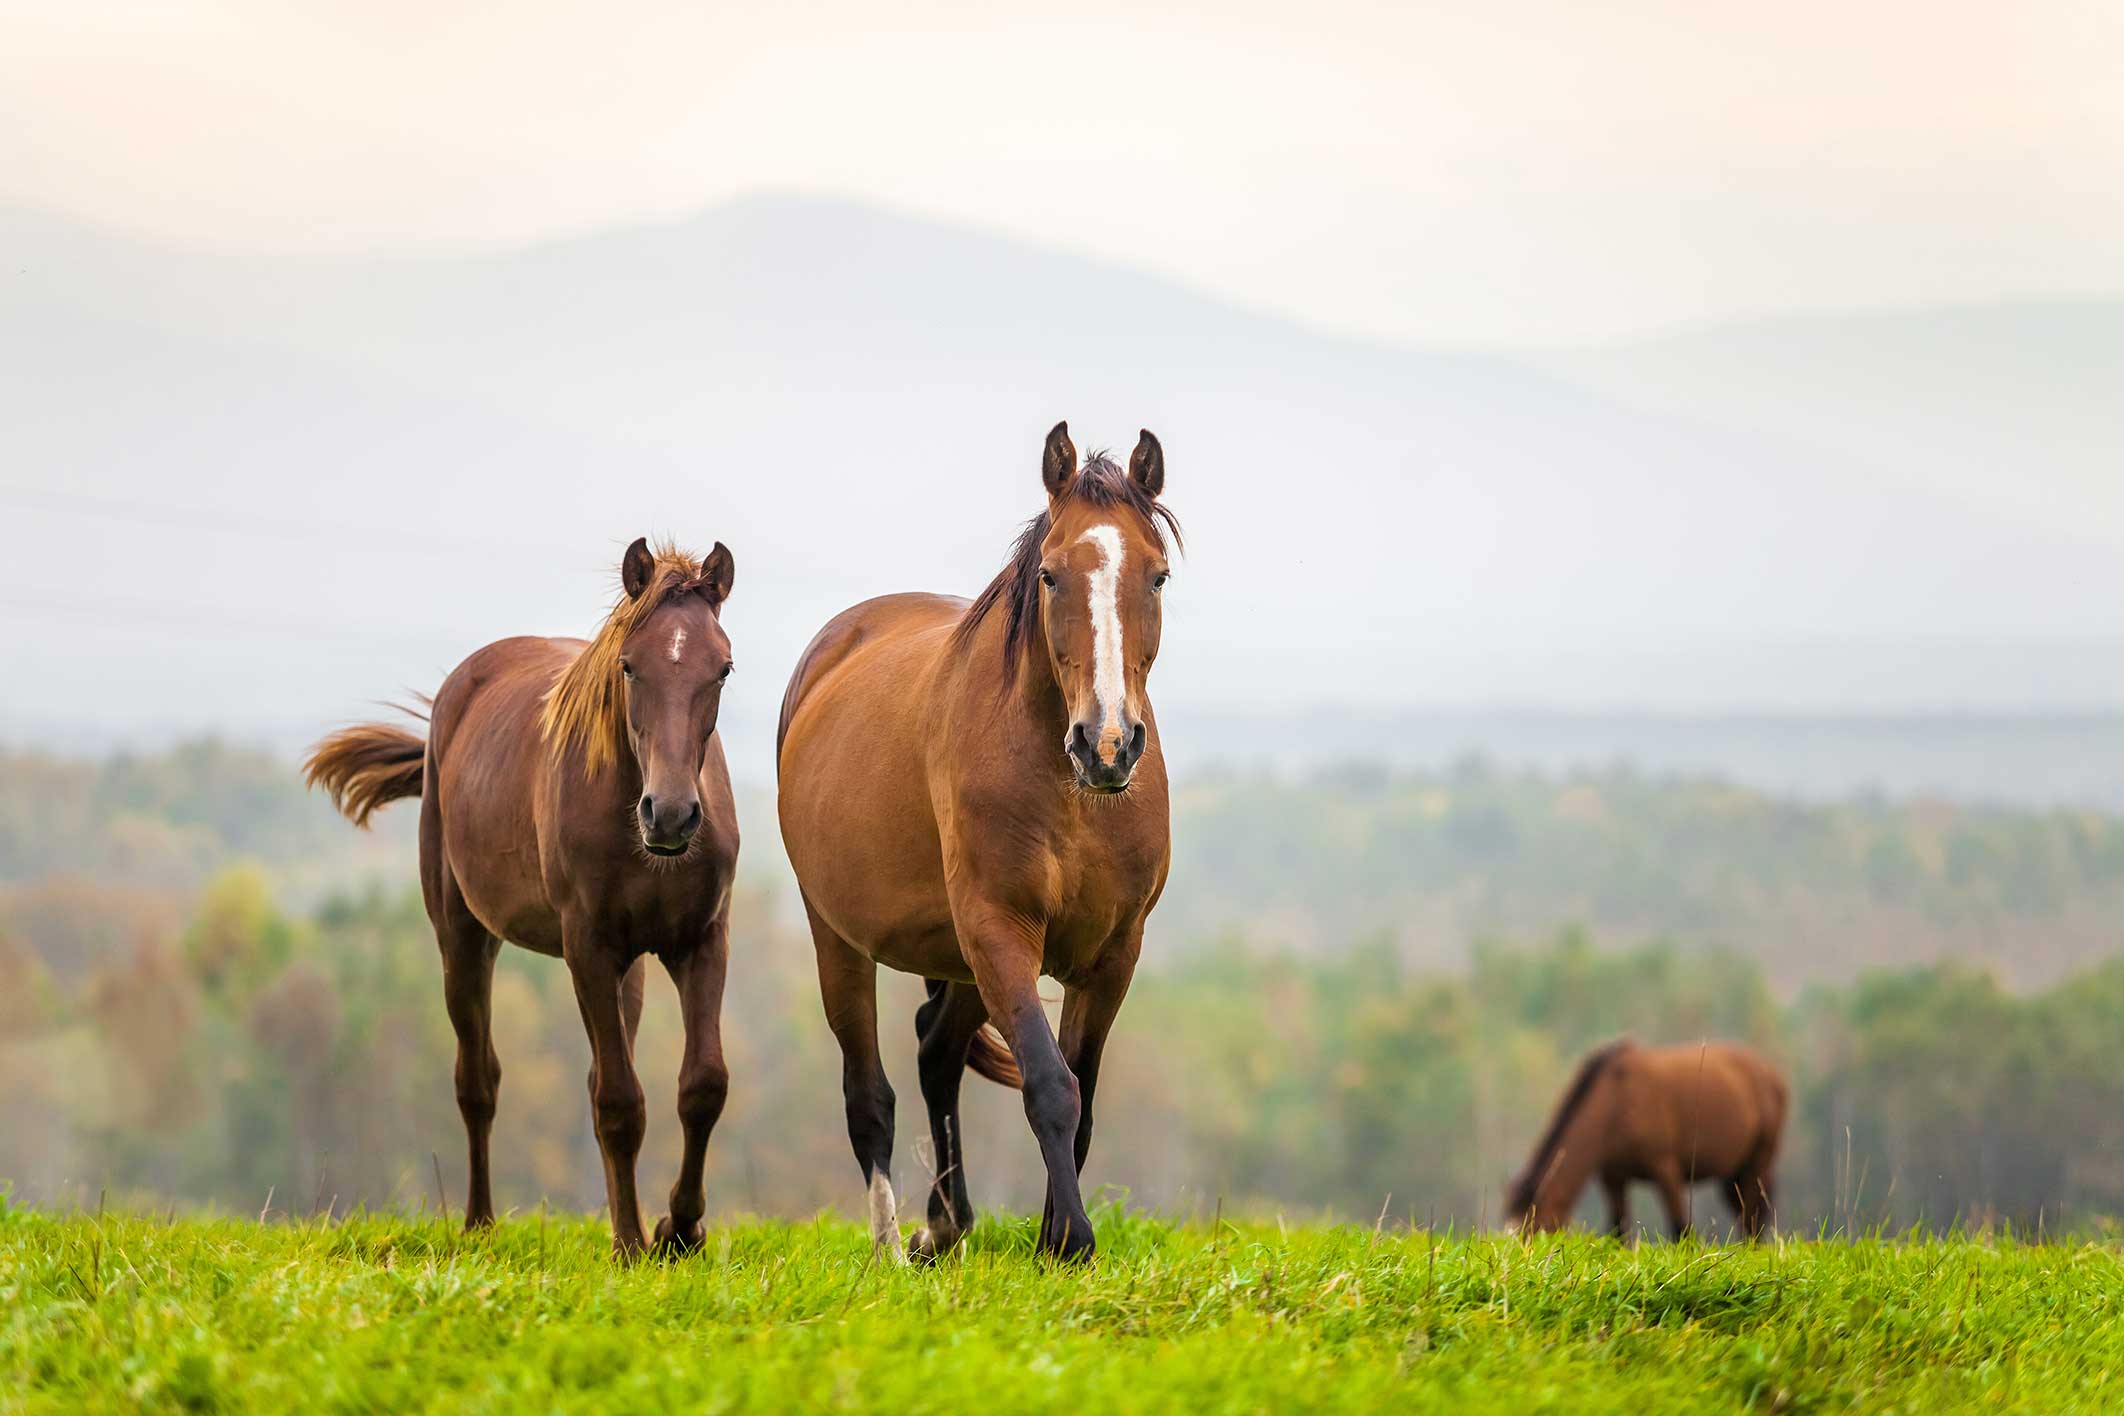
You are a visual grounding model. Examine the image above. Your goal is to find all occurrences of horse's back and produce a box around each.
[777,593,968,759]
[776,593,971,975]
[1624,1042,1784,1174]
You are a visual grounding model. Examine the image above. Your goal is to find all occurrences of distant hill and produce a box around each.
[6,195,2123,749]
[1528,300,2124,549]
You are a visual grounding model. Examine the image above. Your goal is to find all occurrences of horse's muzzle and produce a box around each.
[638,793,702,854]
[1066,719,1145,794]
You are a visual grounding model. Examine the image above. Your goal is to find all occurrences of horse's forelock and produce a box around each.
[540,545,709,774]
[952,452,1181,673]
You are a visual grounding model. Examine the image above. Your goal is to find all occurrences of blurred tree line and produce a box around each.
[4,869,2119,1234]
[11,741,2123,996]
[1166,758,2124,986]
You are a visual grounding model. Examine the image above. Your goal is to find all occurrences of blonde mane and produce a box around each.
[540,543,709,775]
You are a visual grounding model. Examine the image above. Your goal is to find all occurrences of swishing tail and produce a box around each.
[304,711,427,827]
[966,1023,1023,1089]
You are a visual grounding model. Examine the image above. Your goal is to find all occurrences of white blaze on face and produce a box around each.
[1078,524,1126,762]
[667,626,686,663]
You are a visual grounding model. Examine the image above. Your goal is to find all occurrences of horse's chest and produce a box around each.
[1049,838,1159,913]
[1037,828,1165,975]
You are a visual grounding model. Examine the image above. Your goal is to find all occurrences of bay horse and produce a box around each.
[304,538,739,1258]
[1506,1038,1788,1239]
[776,422,1179,1263]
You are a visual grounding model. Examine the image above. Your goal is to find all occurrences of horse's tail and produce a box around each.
[966,1023,1023,1089]
[304,712,427,827]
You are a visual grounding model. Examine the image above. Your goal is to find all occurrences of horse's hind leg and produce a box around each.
[655,914,731,1256]
[808,900,901,1259]
[1602,1174,1630,1239]
[910,980,989,1262]
[1653,1161,1693,1241]
[1730,1167,1776,1240]
[435,876,502,1231]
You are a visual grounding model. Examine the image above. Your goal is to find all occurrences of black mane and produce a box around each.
[1507,1039,1628,1213]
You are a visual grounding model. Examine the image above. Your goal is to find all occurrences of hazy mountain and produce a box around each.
[1528,300,2124,550]
[6,195,2123,774]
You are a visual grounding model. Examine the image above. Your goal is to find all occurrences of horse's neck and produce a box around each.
[548,728,640,816]
[1537,1072,1616,1217]
[952,610,1071,758]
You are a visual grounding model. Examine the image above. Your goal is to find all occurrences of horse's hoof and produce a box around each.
[1039,1223,1096,1265]
[908,1226,958,1265]
[652,1215,705,1257]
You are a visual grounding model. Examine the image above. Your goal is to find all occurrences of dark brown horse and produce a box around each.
[776,422,1179,1262]
[305,538,739,1258]
[1506,1039,1787,1239]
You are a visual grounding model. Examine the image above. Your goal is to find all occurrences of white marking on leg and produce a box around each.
[667,626,686,663]
[1077,524,1126,762]
[867,1169,904,1260]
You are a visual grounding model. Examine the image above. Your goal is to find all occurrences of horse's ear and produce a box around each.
[698,541,735,607]
[1041,420,1077,498]
[621,537,657,601]
[1129,428,1165,497]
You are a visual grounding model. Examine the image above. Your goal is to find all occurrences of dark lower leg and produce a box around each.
[912,980,987,1259]
[1603,1175,1629,1239]
[812,920,899,1255]
[1738,1172,1775,1239]
[1655,1168,1692,1241]
[995,995,1091,1261]
[1039,951,1135,1250]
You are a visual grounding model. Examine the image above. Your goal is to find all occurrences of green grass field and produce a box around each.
[3,1200,2119,1414]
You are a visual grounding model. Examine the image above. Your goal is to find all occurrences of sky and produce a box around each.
[2,0,2120,344]
[5,1,2124,762]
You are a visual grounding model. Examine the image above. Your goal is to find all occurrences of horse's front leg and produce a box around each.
[1042,933,1141,1244]
[960,907,1095,1262]
[1602,1174,1630,1239]
[565,935,650,1259]
[655,915,731,1256]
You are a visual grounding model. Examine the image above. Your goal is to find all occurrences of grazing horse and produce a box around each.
[1506,1039,1788,1239]
[777,422,1180,1263]
[304,538,740,1258]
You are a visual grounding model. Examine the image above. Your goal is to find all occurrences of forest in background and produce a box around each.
[3,740,2122,1232]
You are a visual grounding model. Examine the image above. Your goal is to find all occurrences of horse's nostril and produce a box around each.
[1068,722,1092,756]
[638,794,654,820]
[682,801,702,833]
[1128,723,1146,760]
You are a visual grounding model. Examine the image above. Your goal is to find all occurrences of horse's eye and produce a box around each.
[621,661,636,680]
[1039,570,1057,590]
[1151,572,1169,592]
[719,663,734,683]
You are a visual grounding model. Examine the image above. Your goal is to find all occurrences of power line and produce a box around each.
[0,483,592,560]
[0,587,498,652]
